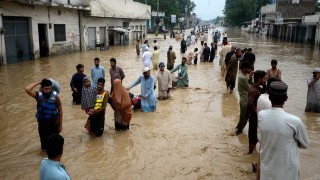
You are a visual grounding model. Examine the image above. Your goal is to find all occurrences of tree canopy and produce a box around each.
[134,0,196,28]
[223,0,268,26]
[134,0,196,18]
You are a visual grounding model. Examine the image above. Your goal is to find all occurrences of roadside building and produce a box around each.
[259,0,316,43]
[0,0,90,64]
[0,0,150,65]
[81,0,150,49]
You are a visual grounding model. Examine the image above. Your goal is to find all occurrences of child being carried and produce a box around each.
[81,76,97,131]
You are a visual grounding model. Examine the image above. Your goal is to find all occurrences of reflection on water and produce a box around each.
[0,27,319,179]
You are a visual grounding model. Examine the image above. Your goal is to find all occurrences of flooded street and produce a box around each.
[0,27,320,179]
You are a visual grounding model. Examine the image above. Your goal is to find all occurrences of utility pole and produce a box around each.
[155,0,159,36]
[254,0,257,19]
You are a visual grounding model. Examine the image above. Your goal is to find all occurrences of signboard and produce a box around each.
[151,11,165,17]
[171,15,176,23]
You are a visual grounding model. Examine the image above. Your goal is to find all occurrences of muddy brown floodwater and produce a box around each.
[0,27,320,180]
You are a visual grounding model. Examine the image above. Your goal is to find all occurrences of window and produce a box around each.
[292,0,299,4]
[54,24,66,42]
[123,22,129,28]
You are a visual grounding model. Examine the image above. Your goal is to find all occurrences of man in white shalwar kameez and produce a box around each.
[142,47,152,68]
[258,81,310,180]
[155,62,172,100]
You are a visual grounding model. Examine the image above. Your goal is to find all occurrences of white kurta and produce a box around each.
[258,108,310,180]
[142,51,152,68]
[257,94,272,113]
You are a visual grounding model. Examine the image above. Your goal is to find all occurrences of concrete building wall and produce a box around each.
[277,0,316,19]
[13,0,89,6]
[81,17,147,47]
[0,1,80,62]
[90,0,151,19]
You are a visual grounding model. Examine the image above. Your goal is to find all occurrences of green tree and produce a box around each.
[212,16,224,25]
[224,0,268,26]
[134,0,196,29]
[316,0,320,11]
[177,0,196,16]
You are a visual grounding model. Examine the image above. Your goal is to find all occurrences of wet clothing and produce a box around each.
[186,51,194,65]
[171,64,189,87]
[167,50,176,70]
[219,45,231,71]
[202,46,210,62]
[40,158,70,180]
[109,66,125,92]
[180,40,187,53]
[136,42,140,55]
[258,108,310,180]
[257,94,271,113]
[36,91,58,120]
[194,52,199,65]
[209,46,215,62]
[140,43,148,55]
[236,72,251,134]
[142,51,152,68]
[225,51,233,68]
[70,72,86,104]
[155,69,172,100]
[152,50,160,70]
[36,91,60,149]
[200,35,205,46]
[91,65,105,87]
[130,75,157,112]
[244,52,255,69]
[111,79,132,130]
[247,84,261,152]
[191,35,196,44]
[305,77,320,112]
[81,78,97,110]
[225,54,238,91]
[89,90,108,137]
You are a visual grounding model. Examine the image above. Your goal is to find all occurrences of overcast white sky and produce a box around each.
[192,0,225,20]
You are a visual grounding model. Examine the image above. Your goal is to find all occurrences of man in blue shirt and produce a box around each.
[91,58,105,87]
[128,67,157,112]
[40,134,70,180]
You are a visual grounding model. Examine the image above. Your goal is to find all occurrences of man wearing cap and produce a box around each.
[155,62,172,100]
[142,47,152,68]
[170,57,189,87]
[128,67,157,112]
[258,81,310,180]
[305,68,320,113]
[167,45,176,70]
